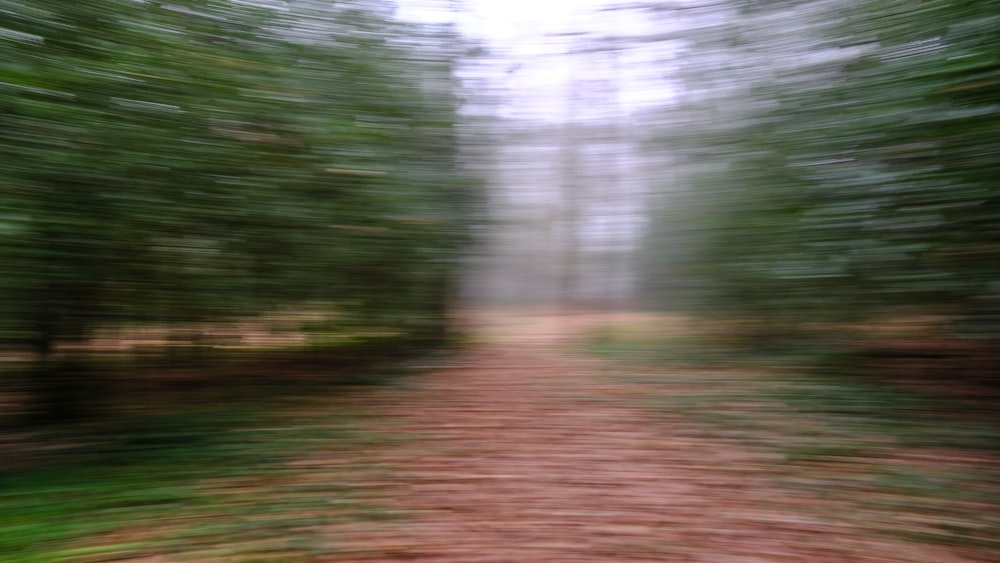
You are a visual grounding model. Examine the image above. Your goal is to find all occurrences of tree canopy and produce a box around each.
[0,1,475,352]
[643,0,1000,342]
[0,0,478,421]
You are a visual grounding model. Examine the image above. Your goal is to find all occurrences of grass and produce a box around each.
[0,312,453,561]
[583,319,1000,558]
[0,371,406,562]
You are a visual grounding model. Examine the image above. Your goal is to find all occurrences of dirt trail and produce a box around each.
[320,313,978,562]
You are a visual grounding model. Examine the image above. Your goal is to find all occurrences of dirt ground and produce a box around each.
[278,311,987,563]
[83,310,996,562]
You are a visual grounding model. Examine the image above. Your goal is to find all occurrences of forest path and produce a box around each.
[317,311,974,562]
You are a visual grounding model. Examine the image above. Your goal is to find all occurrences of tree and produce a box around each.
[0,0,476,420]
[642,0,1000,346]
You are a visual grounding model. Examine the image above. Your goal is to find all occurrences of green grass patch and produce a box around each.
[0,381,401,561]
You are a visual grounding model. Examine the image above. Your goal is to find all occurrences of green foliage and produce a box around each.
[0,1,476,414]
[0,396,394,561]
[646,0,1000,339]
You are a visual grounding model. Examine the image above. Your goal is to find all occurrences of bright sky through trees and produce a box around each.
[397,0,678,121]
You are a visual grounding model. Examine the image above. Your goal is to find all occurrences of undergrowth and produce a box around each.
[0,372,405,561]
[583,320,1000,558]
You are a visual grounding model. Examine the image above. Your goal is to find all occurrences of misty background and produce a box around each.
[1,1,999,560]
[0,0,997,411]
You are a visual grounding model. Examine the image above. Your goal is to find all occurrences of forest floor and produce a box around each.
[10,310,1000,562]
[302,311,999,562]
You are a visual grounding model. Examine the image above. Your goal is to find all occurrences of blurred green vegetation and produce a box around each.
[0,1,478,420]
[0,388,403,562]
[642,0,1000,365]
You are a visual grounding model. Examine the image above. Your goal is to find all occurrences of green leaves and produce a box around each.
[0,1,473,357]
[649,0,1000,335]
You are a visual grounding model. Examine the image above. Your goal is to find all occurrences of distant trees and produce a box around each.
[642,0,1000,345]
[0,0,476,418]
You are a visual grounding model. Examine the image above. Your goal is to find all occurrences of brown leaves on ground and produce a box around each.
[90,311,997,562]
[311,312,991,562]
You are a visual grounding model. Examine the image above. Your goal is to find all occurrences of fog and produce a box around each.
[2,1,998,559]
[450,0,999,336]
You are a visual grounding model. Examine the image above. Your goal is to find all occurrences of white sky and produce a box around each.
[397,0,604,40]
[397,0,680,121]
